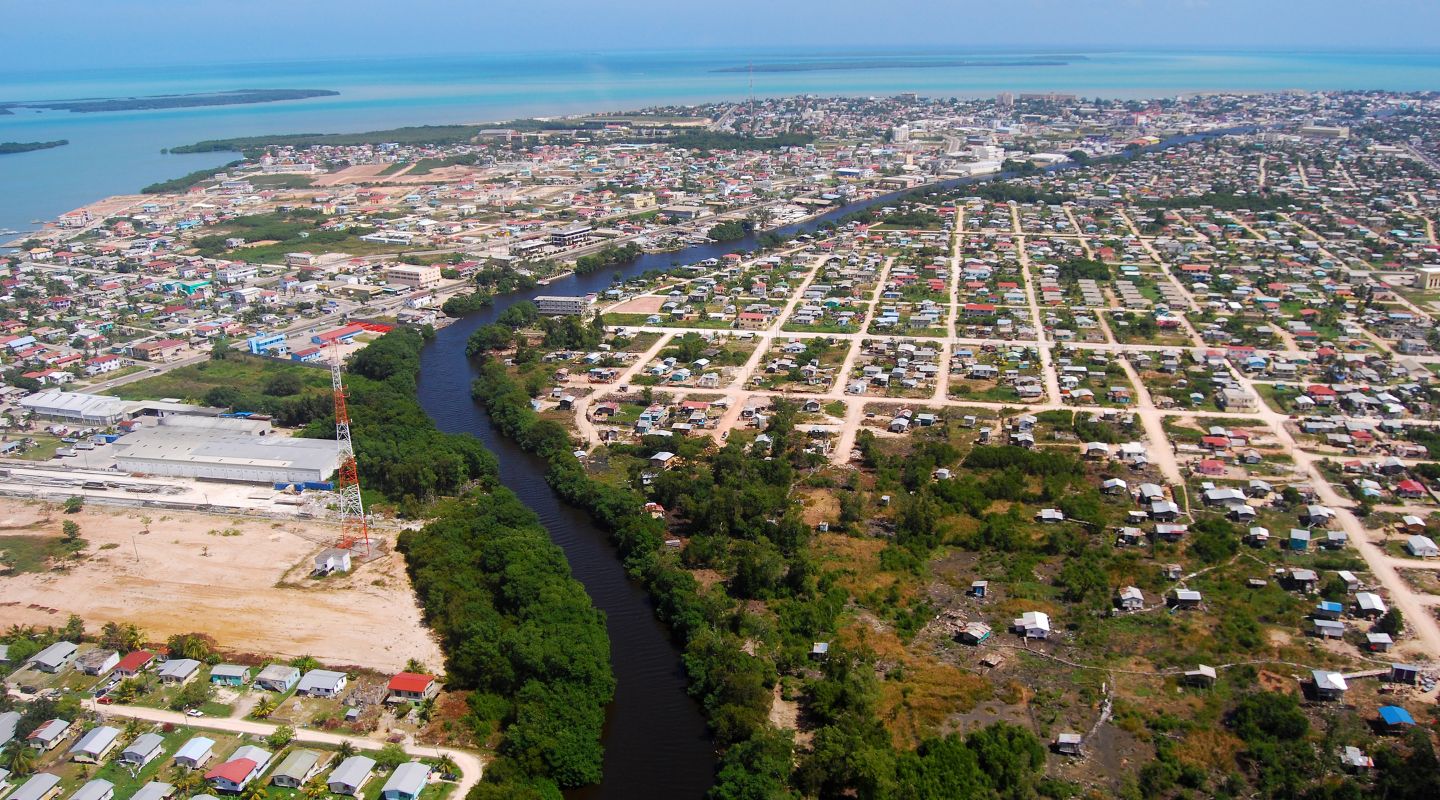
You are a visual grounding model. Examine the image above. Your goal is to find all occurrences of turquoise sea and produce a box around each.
[3,47,1440,234]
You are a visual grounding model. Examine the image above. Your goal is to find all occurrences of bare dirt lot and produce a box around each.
[608,295,668,314]
[0,498,440,672]
[312,164,395,187]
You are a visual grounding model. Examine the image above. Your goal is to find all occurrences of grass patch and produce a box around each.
[106,355,330,403]
[0,534,80,574]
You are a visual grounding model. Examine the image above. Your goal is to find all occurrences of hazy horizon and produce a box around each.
[7,0,1440,71]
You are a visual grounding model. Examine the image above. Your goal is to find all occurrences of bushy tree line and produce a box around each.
[398,489,613,794]
[298,328,496,509]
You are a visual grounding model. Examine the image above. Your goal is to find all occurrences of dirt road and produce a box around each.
[84,701,484,795]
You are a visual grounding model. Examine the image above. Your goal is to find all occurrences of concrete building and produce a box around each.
[130,338,186,363]
[535,295,588,316]
[549,224,593,247]
[20,391,127,425]
[113,429,341,484]
[384,265,442,290]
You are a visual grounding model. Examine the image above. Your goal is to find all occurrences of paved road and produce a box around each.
[83,700,485,796]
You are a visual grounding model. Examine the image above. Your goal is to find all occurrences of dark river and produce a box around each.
[411,124,1254,799]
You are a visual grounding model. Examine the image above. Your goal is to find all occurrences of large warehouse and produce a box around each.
[112,429,342,484]
[20,390,128,425]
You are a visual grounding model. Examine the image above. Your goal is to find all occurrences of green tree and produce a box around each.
[63,495,84,513]
[374,742,409,771]
[1376,608,1404,636]
[167,632,215,662]
[1229,691,1309,743]
[263,373,303,397]
[267,725,296,749]
[61,519,82,544]
[61,613,85,642]
[4,742,37,776]
[170,679,214,711]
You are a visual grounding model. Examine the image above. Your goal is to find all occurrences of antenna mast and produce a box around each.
[330,342,370,557]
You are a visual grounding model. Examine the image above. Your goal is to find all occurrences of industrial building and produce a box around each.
[113,429,341,484]
[20,390,129,425]
[535,295,589,316]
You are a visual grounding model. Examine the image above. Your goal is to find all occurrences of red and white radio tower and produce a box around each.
[330,343,370,557]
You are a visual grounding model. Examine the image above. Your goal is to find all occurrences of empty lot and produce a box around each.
[0,498,441,672]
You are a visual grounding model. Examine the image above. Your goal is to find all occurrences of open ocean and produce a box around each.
[3,47,1440,234]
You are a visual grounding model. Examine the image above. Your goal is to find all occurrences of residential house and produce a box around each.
[9,774,61,800]
[173,737,215,770]
[130,783,173,800]
[0,711,19,749]
[75,650,120,677]
[113,651,154,677]
[327,756,377,796]
[1378,706,1415,733]
[209,665,251,686]
[68,726,121,763]
[1013,611,1051,639]
[1312,670,1348,701]
[270,750,322,789]
[296,670,348,698]
[27,720,71,751]
[31,642,78,673]
[205,746,271,792]
[70,780,114,800]
[1053,733,1083,756]
[131,783,174,800]
[120,733,166,768]
[157,658,201,685]
[253,664,300,693]
[1116,587,1145,612]
[386,673,438,703]
[380,763,431,800]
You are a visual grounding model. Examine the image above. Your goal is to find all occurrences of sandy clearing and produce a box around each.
[608,295,667,314]
[312,164,396,187]
[0,498,441,673]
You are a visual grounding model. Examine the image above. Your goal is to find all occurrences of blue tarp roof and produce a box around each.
[1378,706,1414,726]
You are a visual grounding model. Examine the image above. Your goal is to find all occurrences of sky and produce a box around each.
[5,0,1440,71]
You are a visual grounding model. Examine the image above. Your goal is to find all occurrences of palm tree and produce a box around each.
[5,743,37,776]
[433,754,458,780]
[251,697,278,720]
[290,655,319,673]
[240,782,268,800]
[301,778,329,800]
[336,741,357,760]
[170,767,203,796]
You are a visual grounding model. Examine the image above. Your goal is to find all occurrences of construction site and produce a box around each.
[0,347,417,664]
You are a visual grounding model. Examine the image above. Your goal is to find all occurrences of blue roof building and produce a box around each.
[1378,706,1414,730]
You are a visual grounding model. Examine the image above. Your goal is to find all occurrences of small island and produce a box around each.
[714,57,1072,73]
[0,139,68,154]
[0,89,337,115]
